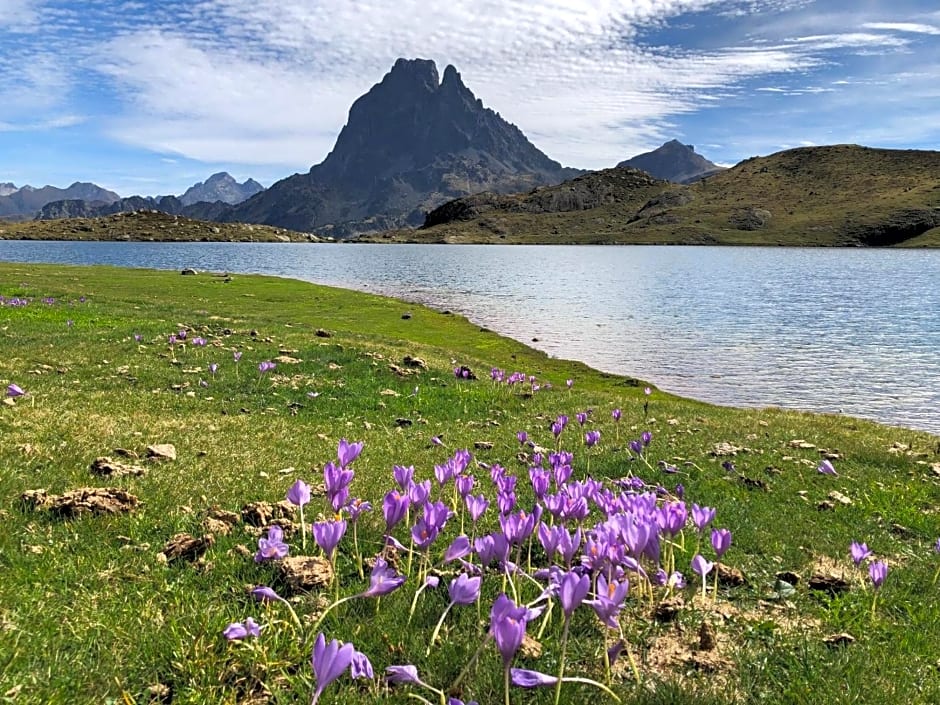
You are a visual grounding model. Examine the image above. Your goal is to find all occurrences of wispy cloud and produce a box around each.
[862,21,940,35]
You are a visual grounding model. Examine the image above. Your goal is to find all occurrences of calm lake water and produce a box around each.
[1,241,938,434]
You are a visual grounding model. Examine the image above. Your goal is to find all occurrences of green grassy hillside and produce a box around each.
[363,145,940,246]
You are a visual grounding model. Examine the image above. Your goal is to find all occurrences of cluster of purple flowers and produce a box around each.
[489,366,553,392]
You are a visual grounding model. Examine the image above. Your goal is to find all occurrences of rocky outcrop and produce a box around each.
[226,58,580,236]
[618,140,725,184]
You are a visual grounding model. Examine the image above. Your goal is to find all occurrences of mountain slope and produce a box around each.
[364,144,940,247]
[617,140,725,184]
[225,58,580,236]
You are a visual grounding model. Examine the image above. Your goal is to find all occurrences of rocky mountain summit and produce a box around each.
[0,182,18,197]
[618,139,725,184]
[224,58,581,236]
[179,172,263,206]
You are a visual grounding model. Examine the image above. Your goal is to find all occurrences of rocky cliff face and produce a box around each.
[226,58,580,236]
[0,183,18,197]
[617,140,724,184]
[179,172,263,206]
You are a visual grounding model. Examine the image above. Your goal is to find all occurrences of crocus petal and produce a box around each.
[385,664,421,685]
[510,668,559,688]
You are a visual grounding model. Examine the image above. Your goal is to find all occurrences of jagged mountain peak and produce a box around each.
[179,172,264,206]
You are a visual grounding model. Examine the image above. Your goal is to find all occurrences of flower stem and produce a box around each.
[554,617,571,705]
[427,602,454,656]
[504,665,511,705]
[299,505,306,552]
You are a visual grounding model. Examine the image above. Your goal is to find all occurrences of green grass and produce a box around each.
[1,262,938,705]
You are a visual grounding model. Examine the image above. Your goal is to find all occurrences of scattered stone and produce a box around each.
[380,389,400,397]
[402,355,428,370]
[274,355,302,364]
[21,487,141,517]
[788,440,816,449]
[401,312,412,320]
[738,475,768,491]
[520,634,542,659]
[240,500,296,527]
[775,570,801,585]
[113,448,139,459]
[710,442,747,457]
[146,444,177,461]
[278,555,334,593]
[655,595,685,622]
[160,533,215,564]
[90,456,148,478]
[716,563,746,587]
[204,517,233,536]
[474,441,494,450]
[890,522,915,538]
[698,620,717,651]
[824,633,856,648]
[827,491,853,506]
[181,268,198,275]
[395,418,413,428]
[808,566,852,595]
[315,329,332,338]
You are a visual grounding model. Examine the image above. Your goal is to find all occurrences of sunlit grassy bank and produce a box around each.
[1,262,938,705]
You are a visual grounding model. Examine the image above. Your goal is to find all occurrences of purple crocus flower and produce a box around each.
[586,574,629,629]
[850,541,872,567]
[869,560,888,589]
[258,360,275,374]
[628,439,643,455]
[311,633,355,705]
[489,594,529,665]
[443,535,472,564]
[337,438,364,468]
[6,383,25,398]
[383,490,409,532]
[566,379,574,388]
[576,412,588,426]
[208,363,218,375]
[251,585,282,603]
[346,498,372,521]
[691,553,714,578]
[711,528,732,559]
[644,387,652,396]
[516,430,528,445]
[351,650,374,679]
[313,519,347,559]
[385,664,422,685]
[934,537,940,554]
[134,333,143,342]
[817,459,838,476]
[233,350,242,362]
[192,336,207,347]
[691,504,717,533]
[254,525,289,562]
[465,494,489,523]
[612,408,621,421]
[361,556,406,597]
[511,668,558,688]
[558,570,591,618]
[392,464,414,490]
[287,479,311,507]
[584,430,601,447]
[448,573,482,605]
[223,617,261,640]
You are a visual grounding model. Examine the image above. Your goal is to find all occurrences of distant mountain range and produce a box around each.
[0,182,120,219]
[617,139,725,184]
[0,173,262,221]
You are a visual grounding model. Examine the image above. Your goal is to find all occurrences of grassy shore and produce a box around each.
[1,262,938,705]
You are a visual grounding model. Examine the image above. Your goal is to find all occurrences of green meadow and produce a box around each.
[0,262,938,705]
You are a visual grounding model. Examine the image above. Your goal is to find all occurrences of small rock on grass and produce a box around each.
[716,563,746,587]
[159,533,215,564]
[146,444,177,461]
[21,487,141,517]
[278,555,334,593]
[90,456,147,478]
[823,633,855,648]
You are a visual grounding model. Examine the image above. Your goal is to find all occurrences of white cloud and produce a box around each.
[862,21,940,35]
[0,0,41,31]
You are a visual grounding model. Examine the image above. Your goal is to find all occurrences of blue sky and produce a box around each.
[2,0,939,196]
